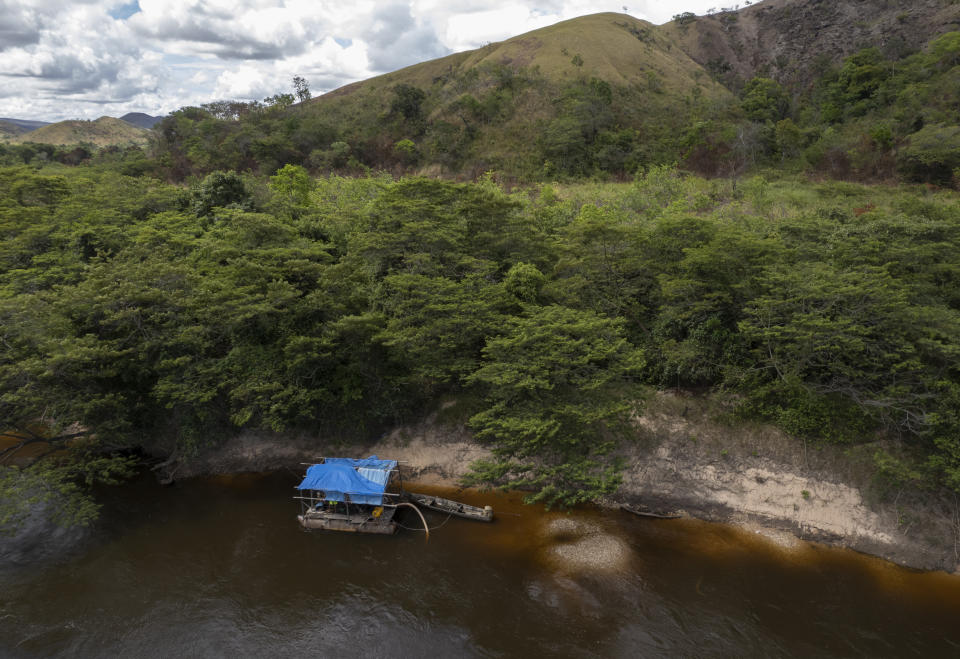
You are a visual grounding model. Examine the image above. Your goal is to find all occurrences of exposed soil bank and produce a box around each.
[165,394,960,574]
[617,393,960,573]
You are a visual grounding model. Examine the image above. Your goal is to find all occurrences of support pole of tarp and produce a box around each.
[396,502,429,542]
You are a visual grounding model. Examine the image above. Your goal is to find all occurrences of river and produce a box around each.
[2,472,960,657]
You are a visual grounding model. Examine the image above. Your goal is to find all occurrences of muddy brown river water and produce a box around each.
[2,472,960,657]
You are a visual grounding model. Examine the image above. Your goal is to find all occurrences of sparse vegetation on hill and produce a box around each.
[7,116,149,147]
[140,6,960,187]
[0,121,29,141]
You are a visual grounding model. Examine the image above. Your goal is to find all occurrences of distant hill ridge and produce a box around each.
[0,118,50,132]
[120,112,163,129]
[0,113,161,145]
[5,116,150,146]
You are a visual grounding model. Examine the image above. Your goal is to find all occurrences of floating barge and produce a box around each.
[295,456,494,535]
[295,456,404,534]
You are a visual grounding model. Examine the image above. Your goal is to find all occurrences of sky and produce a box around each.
[0,1,730,122]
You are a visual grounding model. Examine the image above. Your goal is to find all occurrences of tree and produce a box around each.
[737,263,960,440]
[293,76,311,103]
[192,170,252,217]
[465,305,645,507]
[740,77,790,123]
[930,31,960,69]
[393,139,420,167]
[897,123,960,184]
[774,118,804,160]
[390,84,426,123]
[269,164,315,218]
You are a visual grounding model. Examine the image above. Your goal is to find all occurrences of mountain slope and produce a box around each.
[0,120,28,141]
[10,116,150,146]
[0,117,50,132]
[316,12,732,111]
[661,0,960,90]
[149,4,960,182]
[303,12,735,176]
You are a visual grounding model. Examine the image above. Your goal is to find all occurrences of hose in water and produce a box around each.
[395,502,429,541]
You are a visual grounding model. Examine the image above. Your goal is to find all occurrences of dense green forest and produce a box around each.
[2,22,960,527]
[2,160,959,522]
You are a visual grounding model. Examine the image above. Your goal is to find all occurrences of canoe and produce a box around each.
[407,492,494,522]
[620,504,683,520]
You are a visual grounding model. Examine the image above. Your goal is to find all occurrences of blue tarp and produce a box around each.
[324,457,396,470]
[296,455,397,506]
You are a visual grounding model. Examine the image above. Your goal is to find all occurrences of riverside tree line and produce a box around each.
[1,160,959,525]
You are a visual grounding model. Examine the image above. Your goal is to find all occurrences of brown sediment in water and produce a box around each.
[404,483,633,574]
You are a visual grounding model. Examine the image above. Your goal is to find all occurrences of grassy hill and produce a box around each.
[10,116,149,147]
[0,121,28,141]
[148,4,960,184]
[304,12,735,177]
[322,12,729,98]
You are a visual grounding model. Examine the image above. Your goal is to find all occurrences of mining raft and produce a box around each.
[294,456,493,535]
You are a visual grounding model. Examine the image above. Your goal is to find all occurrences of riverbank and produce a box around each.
[165,394,959,573]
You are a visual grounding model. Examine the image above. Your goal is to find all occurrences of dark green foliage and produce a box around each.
[741,77,790,123]
[466,305,644,508]
[540,77,624,175]
[503,262,546,303]
[1,449,136,532]
[735,263,959,439]
[193,170,252,216]
[897,123,960,184]
[390,84,427,124]
[824,48,888,119]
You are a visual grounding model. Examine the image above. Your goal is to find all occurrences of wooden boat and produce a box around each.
[407,492,494,522]
[620,504,683,520]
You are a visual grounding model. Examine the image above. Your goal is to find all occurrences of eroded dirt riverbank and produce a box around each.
[164,394,960,573]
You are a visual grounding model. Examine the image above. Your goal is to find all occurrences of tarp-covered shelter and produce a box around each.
[296,455,397,506]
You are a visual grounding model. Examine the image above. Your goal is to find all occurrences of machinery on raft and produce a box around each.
[294,456,493,536]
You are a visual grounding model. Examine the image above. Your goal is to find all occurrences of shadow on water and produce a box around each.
[3,471,960,657]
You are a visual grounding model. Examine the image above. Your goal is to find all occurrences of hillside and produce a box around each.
[0,117,49,132]
[147,4,960,183]
[306,12,734,176]
[151,12,738,180]
[322,12,730,99]
[662,0,960,91]
[11,116,150,146]
[0,120,28,141]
